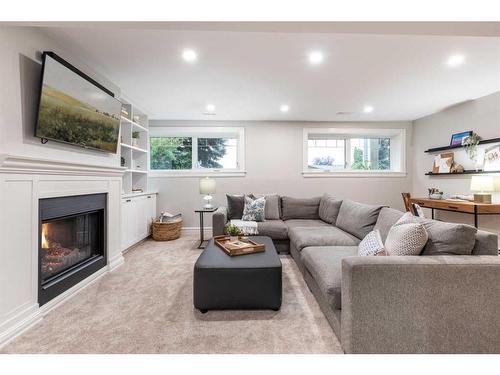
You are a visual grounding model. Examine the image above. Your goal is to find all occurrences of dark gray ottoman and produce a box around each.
[193,236,282,312]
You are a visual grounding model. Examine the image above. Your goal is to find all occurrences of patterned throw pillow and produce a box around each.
[241,196,266,222]
[358,229,386,256]
[385,212,428,256]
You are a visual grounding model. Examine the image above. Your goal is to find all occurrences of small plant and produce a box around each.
[132,131,140,139]
[463,132,481,162]
[225,224,241,237]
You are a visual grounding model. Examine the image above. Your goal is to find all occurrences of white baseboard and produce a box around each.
[181,227,212,237]
[108,253,125,272]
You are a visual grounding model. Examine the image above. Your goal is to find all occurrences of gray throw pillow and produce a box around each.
[241,196,266,222]
[418,218,477,256]
[319,194,343,224]
[335,199,385,240]
[226,194,245,220]
[385,212,428,256]
[358,229,386,256]
[251,193,280,220]
[281,196,321,220]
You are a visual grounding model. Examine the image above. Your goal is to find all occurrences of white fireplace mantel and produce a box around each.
[0,154,126,177]
[0,154,124,348]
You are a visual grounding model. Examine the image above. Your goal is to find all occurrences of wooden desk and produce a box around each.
[410,197,500,228]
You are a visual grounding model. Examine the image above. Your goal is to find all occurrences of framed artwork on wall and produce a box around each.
[432,152,454,173]
[483,146,500,171]
[450,131,473,146]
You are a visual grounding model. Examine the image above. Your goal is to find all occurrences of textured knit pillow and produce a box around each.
[385,212,428,256]
[241,196,266,222]
[358,230,386,256]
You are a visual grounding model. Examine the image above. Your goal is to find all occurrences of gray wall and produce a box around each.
[149,120,413,227]
[412,91,500,245]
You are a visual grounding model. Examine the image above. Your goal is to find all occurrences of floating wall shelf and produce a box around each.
[425,170,500,176]
[424,137,500,153]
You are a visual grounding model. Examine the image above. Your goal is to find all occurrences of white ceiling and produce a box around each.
[39,23,500,121]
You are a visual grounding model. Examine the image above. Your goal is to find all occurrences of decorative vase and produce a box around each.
[132,138,139,147]
[230,235,239,242]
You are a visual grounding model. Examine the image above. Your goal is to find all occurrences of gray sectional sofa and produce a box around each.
[212,194,500,353]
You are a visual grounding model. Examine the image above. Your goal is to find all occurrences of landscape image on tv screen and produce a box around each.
[35,54,122,153]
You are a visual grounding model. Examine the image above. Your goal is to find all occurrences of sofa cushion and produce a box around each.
[251,193,281,220]
[418,218,477,256]
[358,229,386,256]
[385,213,428,256]
[319,194,343,224]
[289,226,360,251]
[472,230,499,255]
[284,219,331,230]
[336,199,385,240]
[256,220,288,240]
[301,246,358,310]
[226,194,245,220]
[281,196,321,220]
[373,207,405,242]
[242,196,266,222]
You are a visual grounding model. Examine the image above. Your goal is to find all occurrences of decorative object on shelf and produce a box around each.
[199,177,216,209]
[120,156,125,167]
[462,132,481,164]
[133,115,140,123]
[121,108,129,118]
[450,162,464,173]
[470,175,494,204]
[152,218,182,241]
[483,146,500,172]
[131,188,143,193]
[432,152,454,173]
[132,131,140,147]
[428,188,444,200]
[450,131,473,146]
[225,224,242,241]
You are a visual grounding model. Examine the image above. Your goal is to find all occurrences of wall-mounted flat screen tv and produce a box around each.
[35,52,122,153]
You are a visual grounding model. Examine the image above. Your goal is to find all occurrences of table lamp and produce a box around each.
[470,175,494,204]
[199,177,216,209]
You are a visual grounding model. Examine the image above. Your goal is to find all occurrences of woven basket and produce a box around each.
[152,219,182,241]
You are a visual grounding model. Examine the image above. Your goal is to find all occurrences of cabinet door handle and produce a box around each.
[126,199,131,202]
[147,196,151,198]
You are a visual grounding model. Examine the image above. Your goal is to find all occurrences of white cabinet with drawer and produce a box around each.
[121,193,157,251]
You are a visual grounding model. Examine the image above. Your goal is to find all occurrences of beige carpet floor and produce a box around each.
[1,235,343,354]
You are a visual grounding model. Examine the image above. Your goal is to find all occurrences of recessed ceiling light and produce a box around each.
[363,105,374,113]
[280,104,290,113]
[308,51,324,65]
[205,104,216,113]
[182,49,197,63]
[446,54,465,67]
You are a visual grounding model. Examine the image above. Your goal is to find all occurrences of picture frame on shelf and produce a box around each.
[432,152,454,174]
[450,131,472,146]
[483,146,500,172]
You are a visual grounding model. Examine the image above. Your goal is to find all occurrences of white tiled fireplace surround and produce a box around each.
[0,154,124,347]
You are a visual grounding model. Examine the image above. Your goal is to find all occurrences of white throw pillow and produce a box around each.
[241,196,266,222]
[358,229,386,256]
[385,212,428,256]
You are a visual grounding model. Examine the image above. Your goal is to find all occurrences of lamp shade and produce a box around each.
[199,177,216,194]
[470,176,494,192]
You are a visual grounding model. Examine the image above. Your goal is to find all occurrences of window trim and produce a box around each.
[302,127,406,178]
[148,127,246,177]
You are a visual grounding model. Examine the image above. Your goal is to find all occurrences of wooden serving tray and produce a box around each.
[213,235,265,256]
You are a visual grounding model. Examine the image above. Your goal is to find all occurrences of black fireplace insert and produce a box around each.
[38,193,107,305]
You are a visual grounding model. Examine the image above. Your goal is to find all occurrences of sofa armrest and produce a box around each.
[341,255,500,353]
[212,206,228,236]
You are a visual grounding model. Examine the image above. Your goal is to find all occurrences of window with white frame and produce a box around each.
[303,128,406,176]
[149,127,245,175]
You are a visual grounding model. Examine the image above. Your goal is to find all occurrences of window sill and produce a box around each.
[302,170,407,178]
[149,170,247,178]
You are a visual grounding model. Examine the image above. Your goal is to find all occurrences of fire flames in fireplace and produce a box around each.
[40,222,91,280]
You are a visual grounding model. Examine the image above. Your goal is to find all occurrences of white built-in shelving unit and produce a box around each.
[119,99,150,195]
